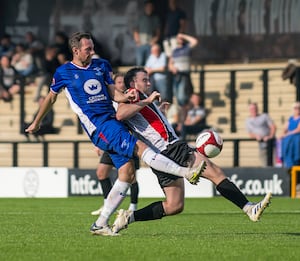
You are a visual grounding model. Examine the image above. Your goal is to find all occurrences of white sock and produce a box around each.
[141,148,188,177]
[242,202,254,213]
[95,179,130,227]
[128,203,137,211]
[129,213,135,224]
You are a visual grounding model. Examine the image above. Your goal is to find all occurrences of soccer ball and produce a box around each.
[195,130,223,158]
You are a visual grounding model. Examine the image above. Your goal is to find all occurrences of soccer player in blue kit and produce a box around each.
[25,32,206,236]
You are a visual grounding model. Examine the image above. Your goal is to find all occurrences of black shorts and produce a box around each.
[99,151,140,170]
[152,140,196,187]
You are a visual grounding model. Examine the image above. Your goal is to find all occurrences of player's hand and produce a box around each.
[125,88,139,102]
[94,147,103,156]
[158,101,170,114]
[25,122,40,134]
[147,91,161,103]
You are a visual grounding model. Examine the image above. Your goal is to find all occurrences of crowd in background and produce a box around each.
[0,31,71,102]
[0,0,209,141]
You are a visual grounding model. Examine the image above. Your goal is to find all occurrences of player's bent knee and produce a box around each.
[164,201,184,215]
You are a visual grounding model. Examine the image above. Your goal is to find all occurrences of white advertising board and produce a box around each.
[0,168,68,198]
[136,167,213,198]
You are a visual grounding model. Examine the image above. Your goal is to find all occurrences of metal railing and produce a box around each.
[0,138,274,168]
[10,65,299,168]
[19,66,300,136]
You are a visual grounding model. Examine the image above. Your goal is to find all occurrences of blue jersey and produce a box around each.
[50,58,137,169]
[51,58,115,137]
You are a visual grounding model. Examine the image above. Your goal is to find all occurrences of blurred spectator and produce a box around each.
[245,102,276,166]
[279,101,300,169]
[159,98,180,135]
[11,43,35,78]
[57,52,69,65]
[168,33,198,107]
[90,0,120,64]
[53,31,72,61]
[163,0,187,57]
[0,55,22,102]
[0,33,16,58]
[33,46,60,102]
[133,0,161,66]
[22,96,59,141]
[145,44,168,101]
[114,1,138,66]
[24,31,45,75]
[24,31,44,57]
[178,93,210,141]
[282,59,298,86]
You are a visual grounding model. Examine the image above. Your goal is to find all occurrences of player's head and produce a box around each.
[113,73,125,93]
[124,67,151,94]
[69,32,94,66]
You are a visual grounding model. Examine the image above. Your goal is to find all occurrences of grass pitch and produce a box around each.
[0,196,299,261]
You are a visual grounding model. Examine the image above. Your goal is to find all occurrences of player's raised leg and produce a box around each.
[195,152,272,221]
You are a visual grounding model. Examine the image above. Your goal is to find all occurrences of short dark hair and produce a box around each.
[68,32,91,51]
[124,67,147,88]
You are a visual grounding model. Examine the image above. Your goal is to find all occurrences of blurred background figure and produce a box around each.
[114,1,138,66]
[159,98,180,136]
[24,31,45,77]
[0,33,16,58]
[0,55,21,102]
[11,43,35,79]
[133,0,161,66]
[57,52,69,65]
[145,44,168,101]
[168,33,198,108]
[33,45,60,102]
[163,0,187,57]
[245,102,276,166]
[279,101,300,169]
[22,95,58,141]
[178,93,210,141]
[53,31,72,61]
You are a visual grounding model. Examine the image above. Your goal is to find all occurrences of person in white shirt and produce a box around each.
[245,102,276,166]
[145,44,168,101]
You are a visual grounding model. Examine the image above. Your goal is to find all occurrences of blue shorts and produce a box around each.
[92,119,137,169]
[100,151,140,170]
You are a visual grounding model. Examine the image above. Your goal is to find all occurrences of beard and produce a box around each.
[81,56,92,66]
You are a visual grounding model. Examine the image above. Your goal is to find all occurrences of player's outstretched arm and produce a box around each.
[25,91,58,134]
[116,91,161,121]
[108,84,138,103]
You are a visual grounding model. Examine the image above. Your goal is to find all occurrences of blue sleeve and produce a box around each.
[50,70,65,93]
[103,60,114,85]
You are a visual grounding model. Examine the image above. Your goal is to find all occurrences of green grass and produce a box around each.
[0,197,299,261]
